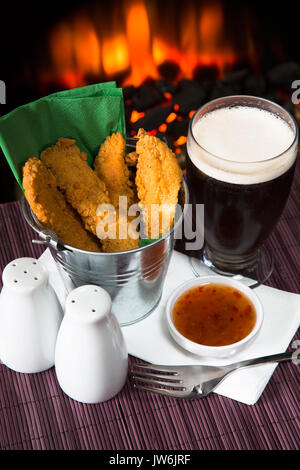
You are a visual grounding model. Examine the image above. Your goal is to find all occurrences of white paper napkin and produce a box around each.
[39,248,300,405]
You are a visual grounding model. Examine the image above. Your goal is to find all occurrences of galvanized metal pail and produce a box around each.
[22,181,188,326]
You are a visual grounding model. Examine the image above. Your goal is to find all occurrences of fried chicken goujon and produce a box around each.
[135,129,182,238]
[94,132,139,252]
[40,137,110,236]
[22,157,101,252]
[94,132,135,209]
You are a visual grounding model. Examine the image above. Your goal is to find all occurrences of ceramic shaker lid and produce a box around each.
[65,285,112,322]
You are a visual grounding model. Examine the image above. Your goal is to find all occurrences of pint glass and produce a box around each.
[186,96,298,272]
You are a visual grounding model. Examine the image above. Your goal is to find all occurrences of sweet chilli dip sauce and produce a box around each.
[172,283,257,346]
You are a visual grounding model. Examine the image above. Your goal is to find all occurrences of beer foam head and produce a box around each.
[188,106,297,184]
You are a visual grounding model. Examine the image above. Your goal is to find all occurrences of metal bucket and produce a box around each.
[22,181,188,326]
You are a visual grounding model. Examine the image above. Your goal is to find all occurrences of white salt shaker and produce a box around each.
[0,257,63,373]
[54,285,128,403]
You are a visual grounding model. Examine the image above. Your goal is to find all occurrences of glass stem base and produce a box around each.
[204,246,259,273]
[190,244,274,289]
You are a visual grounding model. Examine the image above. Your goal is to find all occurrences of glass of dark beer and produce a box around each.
[186,95,298,275]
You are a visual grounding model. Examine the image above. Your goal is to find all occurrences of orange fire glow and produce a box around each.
[178,2,199,78]
[199,4,223,47]
[73,18,101,75]
[198,3,236,73]
[46,0,238,90]
[174,136,188,146]
[152,38,182,68]
[130,110,145,123]
[166,112,177,124]
[158,123,167,133]
[123,1,158,86]
[102,35,130,76]
[49,18,101,87]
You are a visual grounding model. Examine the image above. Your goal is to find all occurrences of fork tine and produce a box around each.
[133,383,186,398]
[131,363,179,376]
[126,136,138,148]
[126,134,138,139]
[131,370,182,382]
[132,375,185,389]
[131,366,179,379]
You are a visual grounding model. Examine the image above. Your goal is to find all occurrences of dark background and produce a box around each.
[0,0,299,203]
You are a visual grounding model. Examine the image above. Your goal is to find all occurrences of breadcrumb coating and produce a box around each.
[94,132,135,209]
[40,137,111,236]
[135,128,182,238]
[22,157,101,252]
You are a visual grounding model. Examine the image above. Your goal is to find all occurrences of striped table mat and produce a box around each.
[0,160,299,450]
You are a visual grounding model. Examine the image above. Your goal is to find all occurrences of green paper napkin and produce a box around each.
[0,82,126,189]
[139,235,163,247]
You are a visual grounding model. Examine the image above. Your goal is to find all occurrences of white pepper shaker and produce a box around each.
[54,285,128,403]
[0,257,63,373]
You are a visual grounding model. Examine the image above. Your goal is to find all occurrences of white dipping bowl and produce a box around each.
[166,276,264,358]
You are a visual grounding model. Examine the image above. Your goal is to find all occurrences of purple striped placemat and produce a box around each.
[0,162,299,450]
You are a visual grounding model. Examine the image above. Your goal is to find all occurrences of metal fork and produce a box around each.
[130,350,297,399]
[126,133,169,150]
[126,136,138,150]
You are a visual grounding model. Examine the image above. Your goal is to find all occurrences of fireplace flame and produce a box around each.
[72,18,101,76]
[46,0,238,90]
[124,1,158,86]
[199,4,223,49]
[102,35,130,76]
[198,3,236,73]
[49,18,101,88]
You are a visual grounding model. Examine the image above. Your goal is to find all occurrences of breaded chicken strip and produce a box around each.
[41,137,138,253]
[40,138,110,236]
[135,129,182,238]
[23,157,101,252]
[94,133,139,252]
[94,132,135,209]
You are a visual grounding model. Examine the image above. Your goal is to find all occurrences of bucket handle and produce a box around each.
[21,195,70,252]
